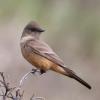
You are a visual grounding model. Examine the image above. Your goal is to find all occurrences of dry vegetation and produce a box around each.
[0,72,45,100]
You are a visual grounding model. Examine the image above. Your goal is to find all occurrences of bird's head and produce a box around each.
[22,21,45,38]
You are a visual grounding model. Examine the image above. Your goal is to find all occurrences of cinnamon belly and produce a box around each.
[24,51,54,70]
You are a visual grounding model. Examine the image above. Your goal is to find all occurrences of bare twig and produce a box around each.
[19,69,40,88]
[30,94,45,100]
[0,71,45,100]
[0,72,23,100]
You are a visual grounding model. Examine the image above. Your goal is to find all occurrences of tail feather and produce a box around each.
[63,67,91,89]
[70,73,91,89]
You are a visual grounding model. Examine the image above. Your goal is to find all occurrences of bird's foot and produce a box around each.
[31,68,40,74]
[31,69,46,75]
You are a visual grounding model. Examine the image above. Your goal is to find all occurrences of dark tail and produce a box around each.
[63,67,91,89]
[70,72,91,89]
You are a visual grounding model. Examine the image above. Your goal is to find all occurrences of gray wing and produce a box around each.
[26,39,65,67]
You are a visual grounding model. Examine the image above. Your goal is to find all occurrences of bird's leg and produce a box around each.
[40,69,46,74]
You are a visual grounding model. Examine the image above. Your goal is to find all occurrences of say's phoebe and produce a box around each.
[20,21,91,89]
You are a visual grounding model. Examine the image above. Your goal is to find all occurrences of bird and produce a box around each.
[20,21,91,89]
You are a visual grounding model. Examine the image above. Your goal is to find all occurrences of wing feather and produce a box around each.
[26,39,65,67]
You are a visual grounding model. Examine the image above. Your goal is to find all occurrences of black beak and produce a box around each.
[38,28,45,32]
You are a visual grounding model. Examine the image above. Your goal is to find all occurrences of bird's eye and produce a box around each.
[25,25,45,32]
[28,27,36,32]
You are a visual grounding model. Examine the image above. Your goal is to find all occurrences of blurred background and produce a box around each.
[0,0,100,100]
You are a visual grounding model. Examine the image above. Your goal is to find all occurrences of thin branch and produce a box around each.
[0,71,45,100]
